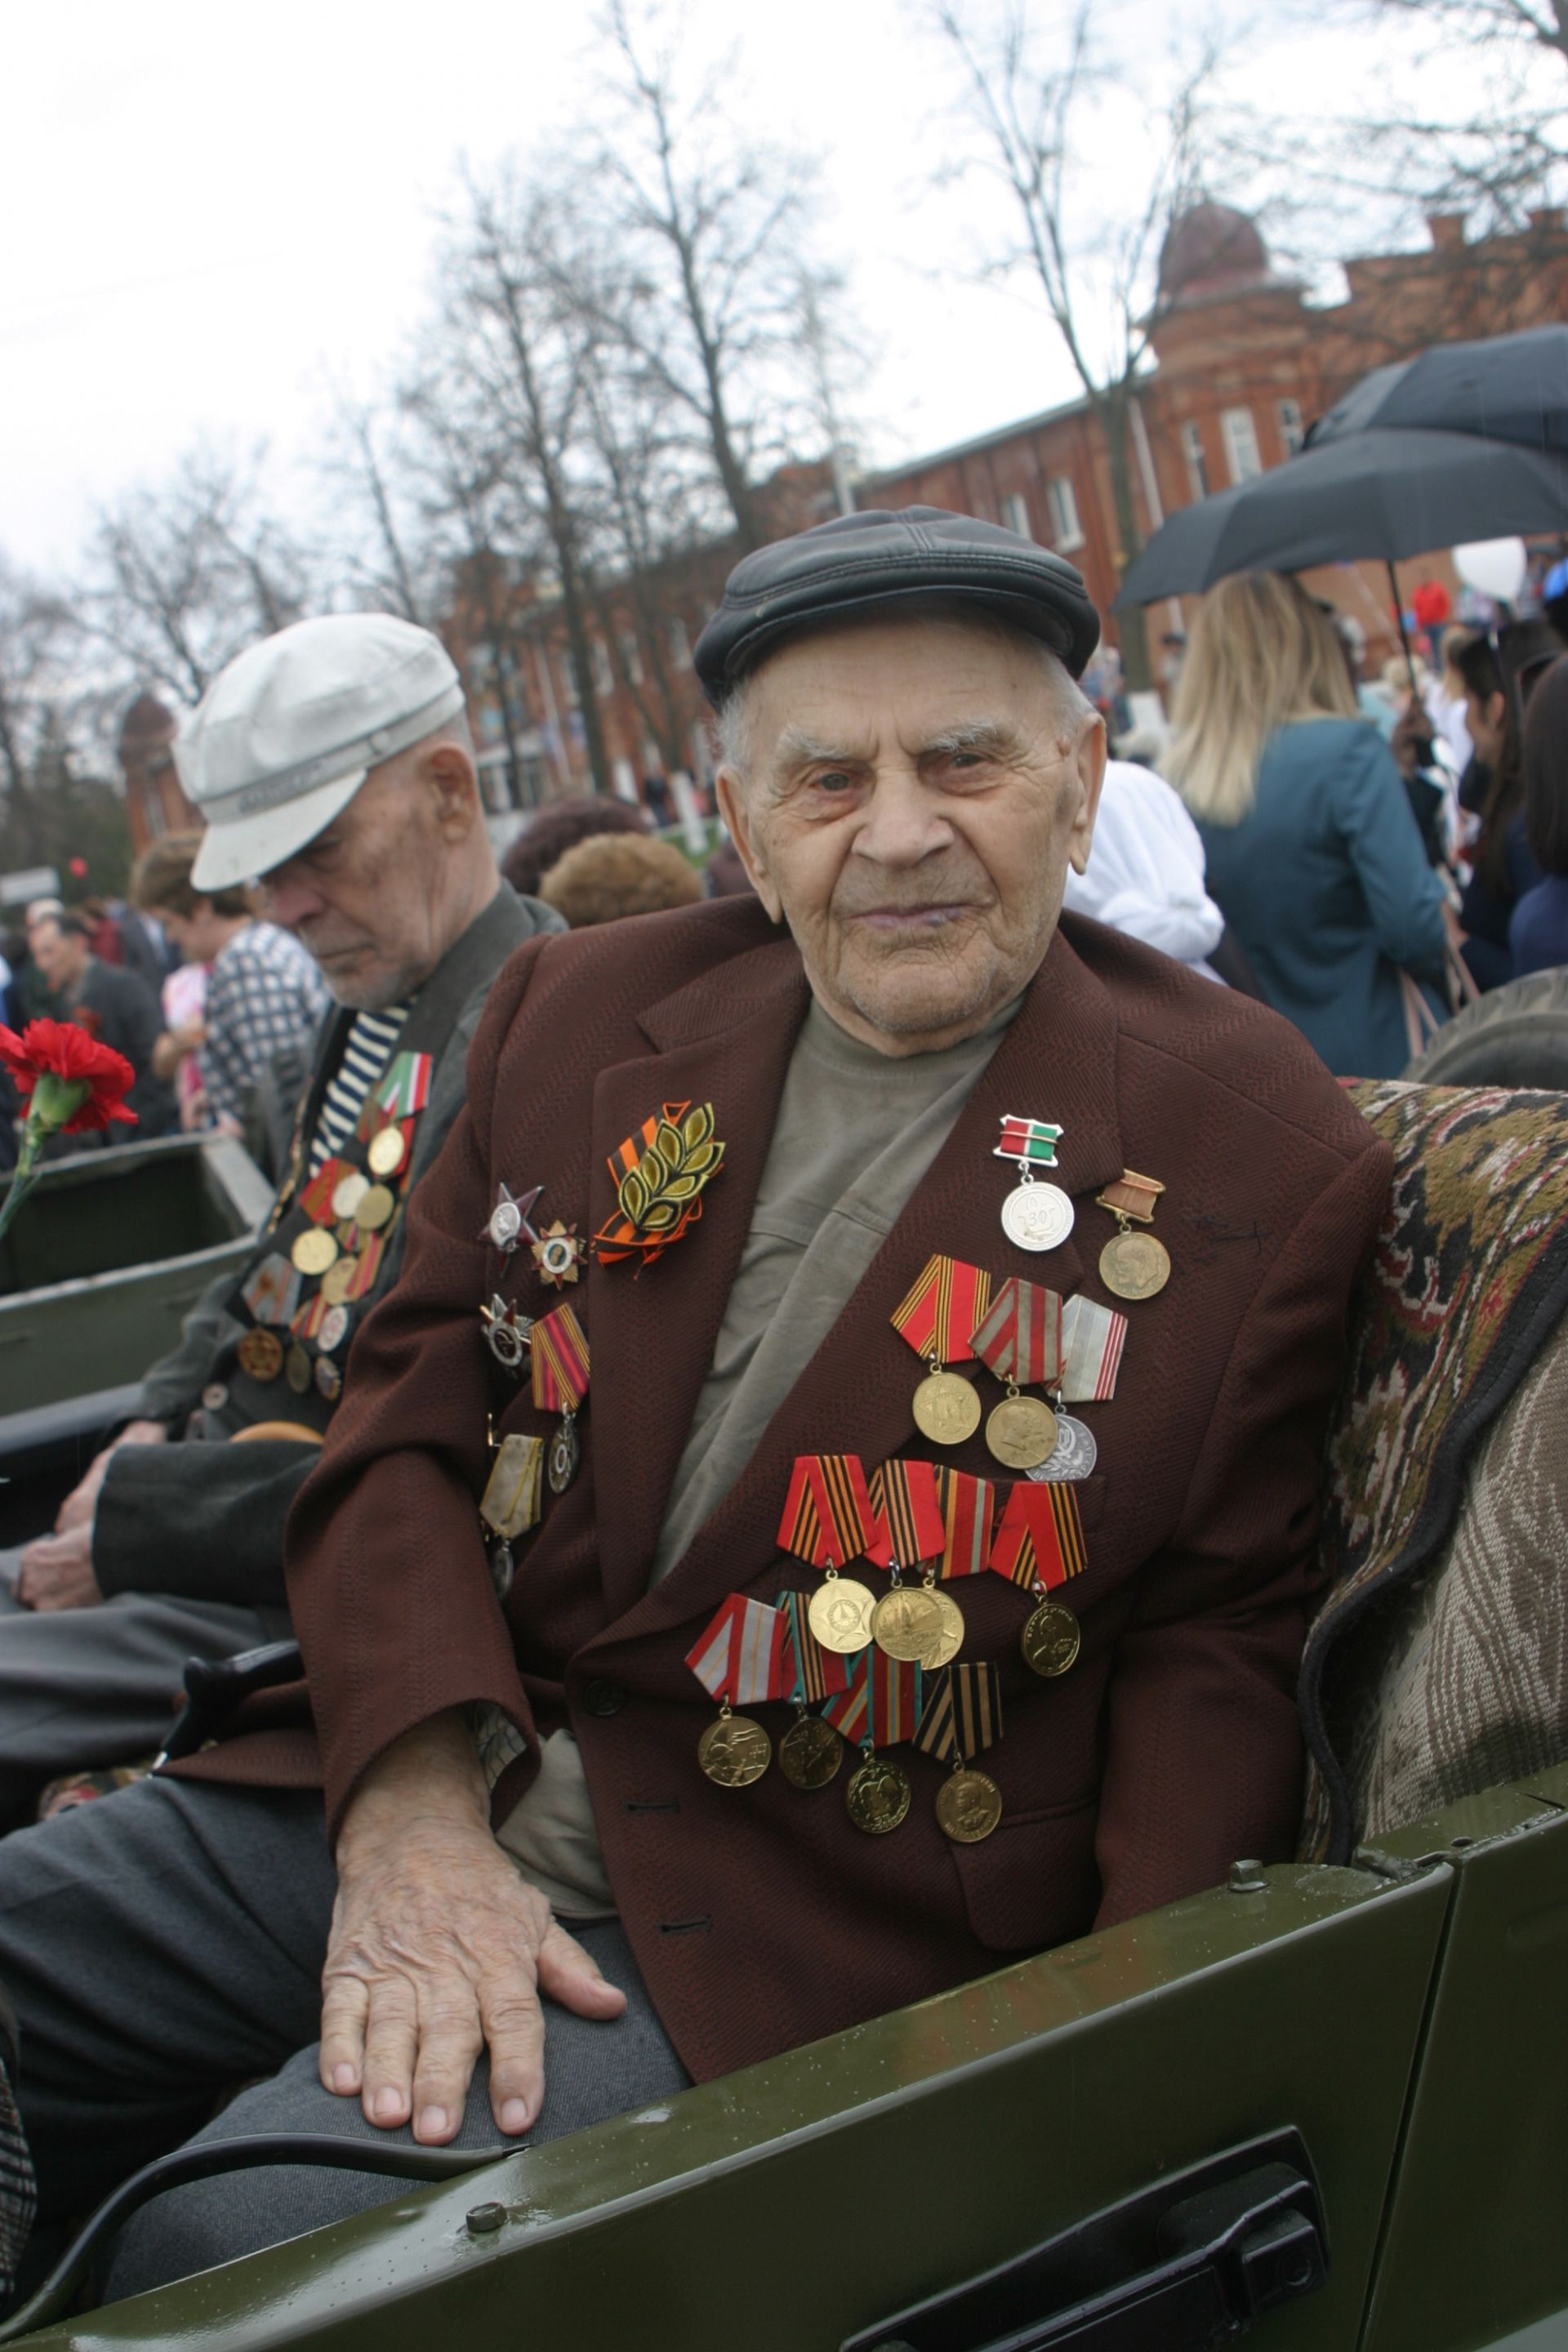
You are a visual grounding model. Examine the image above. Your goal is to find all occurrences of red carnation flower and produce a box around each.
[0,1018,137,1134]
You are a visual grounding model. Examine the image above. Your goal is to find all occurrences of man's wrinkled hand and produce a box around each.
[321,1737,625,2144]
[16,1525,101,1611]
[55,1419,167,1534]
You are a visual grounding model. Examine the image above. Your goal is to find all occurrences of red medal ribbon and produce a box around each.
[777,1454,888,1568]
[686,1594,787,1705]
[594,1100,725,1269]
[291,1289,332,1343]
[345,1234,386,1302]
[970,1276,1064,1388]
[869,1459,947,1566]
[988,1481,1088,1590]
[822,1646,923,1746]
[775,1589,851,1702]
[531,1303,590,1414]
[889,1254,992,1364]
[934,1467,996,1579]
[299,1159,354,1227]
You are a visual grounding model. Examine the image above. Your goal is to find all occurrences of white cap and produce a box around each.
[177,615,466,891]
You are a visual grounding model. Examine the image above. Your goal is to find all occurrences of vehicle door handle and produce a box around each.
[842,2127,1327,2352]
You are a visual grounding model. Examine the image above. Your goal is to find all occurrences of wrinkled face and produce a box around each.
[256,751,467,1009]
[717,616,1105,1055]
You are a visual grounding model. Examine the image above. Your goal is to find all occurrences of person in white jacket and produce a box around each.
[1063,759,1226,977]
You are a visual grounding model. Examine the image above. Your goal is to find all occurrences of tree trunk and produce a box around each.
[1100,389,1152,697]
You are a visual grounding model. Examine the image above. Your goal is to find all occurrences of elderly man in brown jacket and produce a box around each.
[0,511,1391,2295]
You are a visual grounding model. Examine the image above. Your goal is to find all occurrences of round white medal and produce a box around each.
[1027,1411,1098,1482]
[1000,1182,1075,1253]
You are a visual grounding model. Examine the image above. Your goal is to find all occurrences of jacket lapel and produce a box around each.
[594,925,1129,1646]
[587,939,811,1619]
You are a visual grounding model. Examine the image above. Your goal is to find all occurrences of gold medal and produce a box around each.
[920,1586,965,1670]
[1021,1598,1081,1679]
[320,1255,357,1307]
[1099,1229,1171,1301]
[778,1712,843,1790]
[846,1752,911,1834]
[911,1369,982,1446]
[697,1708,771,1788]
[292,1227,338,1278]
[284,1344,314,1396]
[331,1171,370,1223]
[986,1390,1058,1470]
[808,1571,875,1656]
[368,1125,408,1178]
[354,1183,396,1233]
[236,1327,284,1383]
[871,1584,944,1664]
[936,1765,1003,1844]
[314,1354,342,1402]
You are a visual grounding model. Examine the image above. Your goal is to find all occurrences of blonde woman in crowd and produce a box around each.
[1165,571,1449,1076]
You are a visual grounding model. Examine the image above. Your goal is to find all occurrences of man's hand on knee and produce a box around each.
[16,1525,101,1610]
[321,1713,626,2143]
[55,1419,168,1535]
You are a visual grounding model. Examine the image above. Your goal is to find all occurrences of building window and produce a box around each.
[1221,407,1263,484]
[666,616,692,668]
[1045,477,1085,551]
[1001,492,1032,540]
[1180,421,1209,501]
[1276,397,1305,457]
[619,630,644,686]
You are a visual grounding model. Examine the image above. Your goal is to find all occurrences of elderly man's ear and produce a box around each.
[418,741,483,841]
[715,768,784,923]
[1066,715,1107,879]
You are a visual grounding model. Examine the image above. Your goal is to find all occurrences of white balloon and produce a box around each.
[1452,537,1528,603]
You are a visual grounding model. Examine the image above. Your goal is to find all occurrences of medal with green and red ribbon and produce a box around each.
[531,1302,590,1494]
[889,1253,992,1446]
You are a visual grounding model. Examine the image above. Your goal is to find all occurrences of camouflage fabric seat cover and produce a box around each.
[1300,1081,1568,1864]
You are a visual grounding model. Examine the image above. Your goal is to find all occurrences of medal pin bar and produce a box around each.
[1096,1169,1171,1301]
[867,1460,962,1670]
[823,1648,923,1833]
[915,1664,1005,1843]
[686,1595,788,1786]
[889,1255,991,1446]
[993,1116,1075,1254]
[969,1277,1063,1472]
[988,1481,1087,1680]
[532,1304,590,1492]
[777,1456,887,1657]
[1026,1292,1126,1483]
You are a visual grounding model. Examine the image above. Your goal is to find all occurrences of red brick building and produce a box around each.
[119,693,197,858]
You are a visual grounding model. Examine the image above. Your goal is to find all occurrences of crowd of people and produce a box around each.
[0,502,1559,2311]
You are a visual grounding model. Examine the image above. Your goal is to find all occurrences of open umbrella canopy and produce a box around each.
[1307,325,1568,456]
[1111,426,1568,608]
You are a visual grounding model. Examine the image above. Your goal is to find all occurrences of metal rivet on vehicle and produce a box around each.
[1228,1858,1267,1893]
[466,2202,507,2237]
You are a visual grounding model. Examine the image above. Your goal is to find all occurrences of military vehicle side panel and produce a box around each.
[0,1134,270,1423]
[1359,1768,1568,2352]
[23,1860,1449,2350]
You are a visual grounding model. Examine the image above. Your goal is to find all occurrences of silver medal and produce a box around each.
[1027,1411,1098,1482]
[489,1539,515,1602]
[548,1412,580,1494]
[1000,1180,1075,1252]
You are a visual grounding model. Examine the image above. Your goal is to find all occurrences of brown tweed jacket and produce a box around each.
[192,897,1392,2085]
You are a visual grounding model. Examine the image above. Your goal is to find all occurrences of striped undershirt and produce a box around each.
[308,1005,411,1173]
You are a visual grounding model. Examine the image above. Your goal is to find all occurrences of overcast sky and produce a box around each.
[1,0,1437,579]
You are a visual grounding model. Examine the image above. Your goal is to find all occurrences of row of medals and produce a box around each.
[234,1125,409,1401]
[694,1165,1170,1837]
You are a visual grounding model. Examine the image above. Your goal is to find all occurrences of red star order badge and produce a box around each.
[532,1219,586,1289]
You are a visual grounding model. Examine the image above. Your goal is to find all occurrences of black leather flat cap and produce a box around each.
[694,505,1102,706]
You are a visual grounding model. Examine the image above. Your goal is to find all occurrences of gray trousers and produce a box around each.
[0,1558,285,1827]
[0,1774,686,2302]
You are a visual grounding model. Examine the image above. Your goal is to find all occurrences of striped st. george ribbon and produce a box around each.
[914,1663,1004,1762]
[889,1254,993,1365]
[775,1589,852,1701]
[777,1454,890,1568]
[869,1459,947,1566]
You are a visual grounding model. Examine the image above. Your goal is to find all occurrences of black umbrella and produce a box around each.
[1111,426,1568,608]
[1306,324,1568,456]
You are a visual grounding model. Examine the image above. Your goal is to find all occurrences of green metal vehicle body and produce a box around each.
[2,1140,1564,2349]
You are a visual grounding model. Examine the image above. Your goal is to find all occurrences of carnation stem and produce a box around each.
[0,1126,44,1254]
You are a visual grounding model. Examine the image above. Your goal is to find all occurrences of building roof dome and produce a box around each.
[1156,203,1279,308]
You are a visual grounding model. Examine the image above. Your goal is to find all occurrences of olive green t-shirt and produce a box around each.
[495,992,1020,1917]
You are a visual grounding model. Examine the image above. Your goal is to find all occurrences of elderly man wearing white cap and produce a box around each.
[0,613,561,1827]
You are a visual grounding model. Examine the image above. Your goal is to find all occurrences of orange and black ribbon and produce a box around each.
[531,1303,590,1414]
[870,1459,946,1566]
[889,1254,992,1365]
[775,1589,851,1702]
[987,1481,1087,1590]
[914,1664,1003,1763]
[594,1100,725,1268]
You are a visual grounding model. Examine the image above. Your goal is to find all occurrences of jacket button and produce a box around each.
[201,1383,229,1412]
[582,1679,626,1718]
